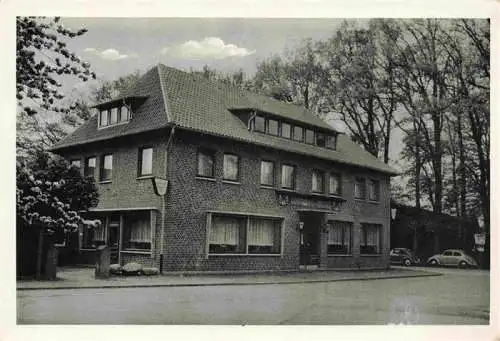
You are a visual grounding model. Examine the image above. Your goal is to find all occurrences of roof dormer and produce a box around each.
[92,95,148,129]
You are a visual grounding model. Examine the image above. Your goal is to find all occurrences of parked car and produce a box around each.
[390,248,421,266]
[427,249,478,268]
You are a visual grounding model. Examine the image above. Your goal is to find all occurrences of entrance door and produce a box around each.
[108,215,121,264]
[299,214,321,266]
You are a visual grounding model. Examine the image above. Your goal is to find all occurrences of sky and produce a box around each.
[61,18,348,94]
[57,18,408,164]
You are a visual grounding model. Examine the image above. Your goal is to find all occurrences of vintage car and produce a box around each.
[427,249,478,268]
[389,248,421,266]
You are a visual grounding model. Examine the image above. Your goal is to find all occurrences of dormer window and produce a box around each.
[99,105,131,128]
[100,109,109,127]
[247,110,337,150]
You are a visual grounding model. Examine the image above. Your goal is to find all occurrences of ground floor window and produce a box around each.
[208,215,246,254]
[248,218,281,254]
[81,219,106,249]
[122,211,152,251]
[208,213,282,255]
[80,210,154,251]
[360,223,382,254]
[327,221,352,254]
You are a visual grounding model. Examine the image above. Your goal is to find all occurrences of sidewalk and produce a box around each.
[17,266,440,291]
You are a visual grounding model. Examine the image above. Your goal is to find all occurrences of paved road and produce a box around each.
[17,267,489,325]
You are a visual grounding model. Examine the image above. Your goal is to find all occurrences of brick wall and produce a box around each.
[163,130,391,271]
[60,128,391,272]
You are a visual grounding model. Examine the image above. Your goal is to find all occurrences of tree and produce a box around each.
[16,17,96,116]
[316,19,400,163]
[17,149,99,278]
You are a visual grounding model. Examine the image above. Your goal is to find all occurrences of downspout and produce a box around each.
[159,124,176,273]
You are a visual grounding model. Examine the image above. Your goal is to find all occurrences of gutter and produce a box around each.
[159,124,176,272]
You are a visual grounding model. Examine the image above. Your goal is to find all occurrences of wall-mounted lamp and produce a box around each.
[391,208,397,220]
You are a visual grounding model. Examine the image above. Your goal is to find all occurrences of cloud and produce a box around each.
[161,37,255,60]
[84,47,137,61]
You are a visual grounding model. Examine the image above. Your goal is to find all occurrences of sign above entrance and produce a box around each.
[275,189,345,213]
[152,177,169,196]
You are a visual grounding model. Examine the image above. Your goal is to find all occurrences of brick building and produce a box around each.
[51,64,398,272]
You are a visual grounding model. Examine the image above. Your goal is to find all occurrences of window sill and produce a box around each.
[208,253,282,257]
[121,250,152,255]
[99,180,112,184]
[222,180,241,185]
[196,176,216,182]
[80,248,98,251]
[97,120,130,130]
[327,254,353,257]
[367,200,380,204]
[354,198,366,202]
[360,254,382,257]
[137,175,154,180]
[260,185,275,190]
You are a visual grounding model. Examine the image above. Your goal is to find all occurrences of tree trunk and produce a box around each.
[36,229,44,280]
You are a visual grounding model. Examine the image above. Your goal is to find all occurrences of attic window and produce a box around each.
[99,105,131,128]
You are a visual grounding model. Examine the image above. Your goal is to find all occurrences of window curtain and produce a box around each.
[361,224,380,251]
[281,165,294,188]
[248,219,275,246]
[355,178,365,198]
[93,221,106,242]
[130,217,151,243]
[312,171,323,192]
[210,217,240,245]
[328,222,350,247]
[330,174,340,194]
[260,161,273,185]
[198,152,214,176]
[223,155,239,180]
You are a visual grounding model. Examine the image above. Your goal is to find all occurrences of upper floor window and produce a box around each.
[368,179,380,202]
[305,128,315,145]
[119,106,130,122]
[281,122,291,139]
[329,172,341,196]
[100,110,109,127]
[355,177,366,199]
[99,105,131,128]
[138,147,153,176]
[281,164,296,190]
[248,112,337,150]
[84,157,96,178]
[100,154,113,182]
[197,149,215,178]
[316,132,326,147]
[312,169,325,193]
[267,119,279,136]
[260,160,274,187]
[110,107,118,125]
[293,126,304,142]
[254,115,266,132]
[223,154,240,181]
[325,134,337,150]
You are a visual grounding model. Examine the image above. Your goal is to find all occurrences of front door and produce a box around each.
[108,215,120,264]
[299,214,322,266]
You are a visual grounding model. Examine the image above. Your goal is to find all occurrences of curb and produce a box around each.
[17,271,441,291]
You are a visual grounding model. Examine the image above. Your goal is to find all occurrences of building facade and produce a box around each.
[52,64,397,272]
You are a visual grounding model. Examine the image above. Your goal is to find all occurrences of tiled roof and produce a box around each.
[52,64,398,175]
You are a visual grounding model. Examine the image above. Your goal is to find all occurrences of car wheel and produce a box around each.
[429,259,438,266]
[403,258,412,267]
[458,261,468,269]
